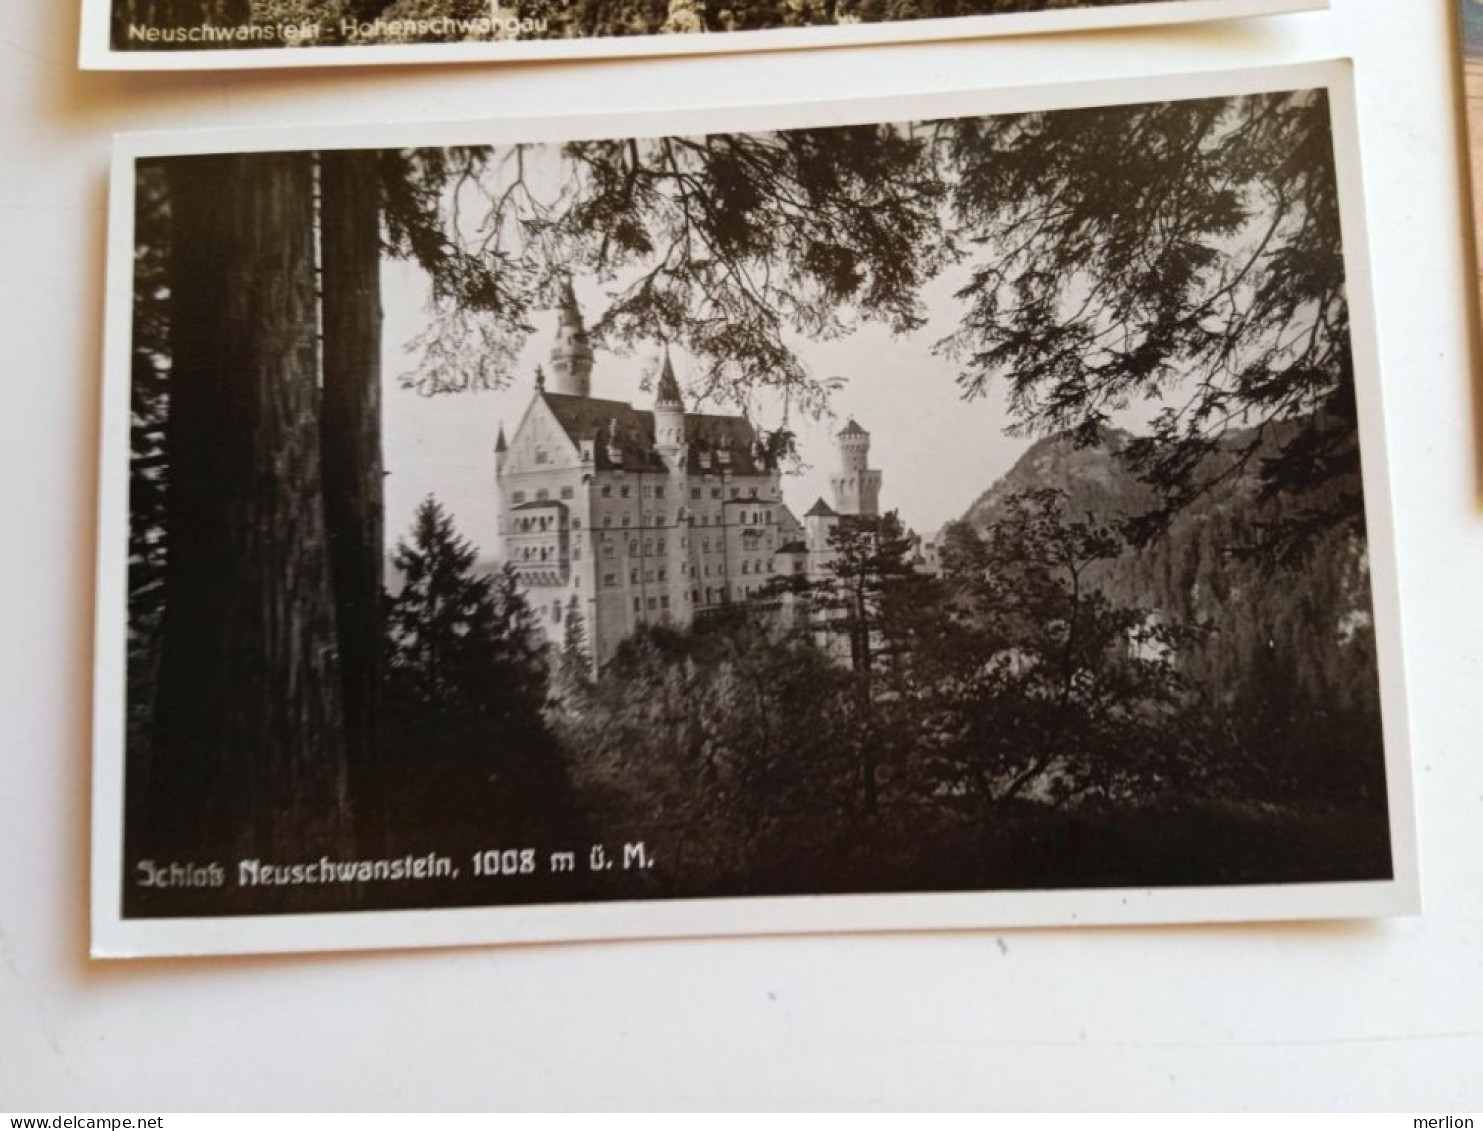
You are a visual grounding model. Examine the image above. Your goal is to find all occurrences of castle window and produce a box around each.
[691,590,698,603]
[658,570,666,582]
[622,516,630,528]
[767,509,773,523]
[730,488,739,499]
[512,491,526,504]
[535,449,548,465]
[620,486,631,498]
[603,516,612,528]
[572,518,581,529]
[741,561,750,575]
[661,596,670,609]
[643,540,652,555]
[655,486,665,499]
[691,488,701,500]
[630,569,639,584]
[633,597,641,612]
[629,541,638,556]
[711,488,721,499]
[603,573,616,587]
[767,561,774,573]
[657,539,665,553]
[647,597,657,610]
[749,487,758,498]
[602,485,612,498]
[604,543,615,559]
[560,486,573,500]
[642,486,652,499]
[644,571,654,583]
[702,538,710,552]
[573,548,581,560]
[537,488,549,500]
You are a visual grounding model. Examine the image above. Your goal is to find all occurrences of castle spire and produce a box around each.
[548,276,593,397]
[654,346,683,409]
[495,422,508,452]
[653,345,686,463]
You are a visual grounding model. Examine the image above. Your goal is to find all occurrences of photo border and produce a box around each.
[80,0,1327,71]
[91,59,1419,959]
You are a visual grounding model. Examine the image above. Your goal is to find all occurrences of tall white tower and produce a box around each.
[829,417,882,517]
[548,277,593,397]
[653,349,686,465]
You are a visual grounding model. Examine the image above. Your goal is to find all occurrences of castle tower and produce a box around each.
[548,277,593,397]
[829,417,882,516]
[653,348,686,465]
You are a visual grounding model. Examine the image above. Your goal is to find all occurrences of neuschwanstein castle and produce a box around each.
[494,281,893,668]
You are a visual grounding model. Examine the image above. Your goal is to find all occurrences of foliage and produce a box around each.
[386,497,550,738]
[126,163,173,763]
[552,595,594,713]
[935,91,1355,554]
[924,489,1198,807]
[557,612,855,881]
[557,126,949,418]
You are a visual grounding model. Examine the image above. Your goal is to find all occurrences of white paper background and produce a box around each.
[1,0,1479,1111]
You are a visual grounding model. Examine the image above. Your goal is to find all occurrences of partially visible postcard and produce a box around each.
[1462,2,1483,301]
[81,0,1326,69]
[92,62,1417,959]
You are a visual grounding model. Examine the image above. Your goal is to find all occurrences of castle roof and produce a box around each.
[654,349,683,408]
[838,417,868,438]
[804,497,838,518]
[539,391,770,475]
[556,276,585,331]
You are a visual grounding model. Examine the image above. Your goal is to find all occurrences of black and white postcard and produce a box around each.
[93,62,1418,958]
[81,0,1326,69]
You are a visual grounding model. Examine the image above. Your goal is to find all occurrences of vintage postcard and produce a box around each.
[80,0,1328,70]
[93,61,1417,958]
[1462,1,1483,308]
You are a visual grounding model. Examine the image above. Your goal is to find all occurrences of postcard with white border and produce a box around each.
[81,0,1327,70]
[93,61,1418,959]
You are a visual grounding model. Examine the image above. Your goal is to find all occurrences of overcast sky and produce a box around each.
[381,256,1033,561]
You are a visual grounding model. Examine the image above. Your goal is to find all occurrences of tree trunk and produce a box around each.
[152,152,351,864]
[319,150,385,794]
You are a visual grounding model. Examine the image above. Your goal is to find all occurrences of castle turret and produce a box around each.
[494,421,508,475]
[830,417,882,516]
[653,348,686,466]
[549,277,593,397]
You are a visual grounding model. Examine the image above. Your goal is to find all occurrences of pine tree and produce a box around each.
[554,596,594,712]
[806,510,922,814]
[386,497,551,732]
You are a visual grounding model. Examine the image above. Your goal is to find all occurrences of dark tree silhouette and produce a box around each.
[386,497,549,733]
[936,91,1355,557]
[150,152,351,861]
[804,511,924,814]
[932,489,1195,806]
[553,596,594,712]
